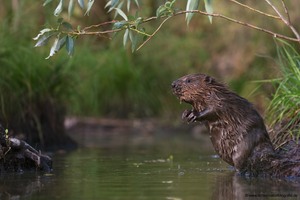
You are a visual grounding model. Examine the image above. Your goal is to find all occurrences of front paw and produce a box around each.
[182,109,198,123]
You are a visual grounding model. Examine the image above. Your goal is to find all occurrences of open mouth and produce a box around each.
[172,83,192,105]
[176,95,192,105]
[172,89,192,105]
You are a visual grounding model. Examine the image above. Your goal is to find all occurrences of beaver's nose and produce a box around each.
[171,81,177,88]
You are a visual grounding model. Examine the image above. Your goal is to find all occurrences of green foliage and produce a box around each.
[268,40,300,140]
[33,19,75,59]
[156,0,176,18]
[0,28,75,144]
[106,0,139,13]
[43,0,95,16]
[36,0,216,58]
[185,0,213,24]
[68,44,180,118]
[3,0,298,122]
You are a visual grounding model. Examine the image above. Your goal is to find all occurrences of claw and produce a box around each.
[182,109,199,123]
[187,112,196,123]
[182,109,192,120]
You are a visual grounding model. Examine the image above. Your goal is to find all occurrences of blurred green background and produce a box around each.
[0,0,299,149]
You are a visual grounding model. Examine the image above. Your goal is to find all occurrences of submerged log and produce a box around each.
[0,125,52,173]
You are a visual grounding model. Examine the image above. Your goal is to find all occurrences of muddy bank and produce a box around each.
[0,125,52,173]
[64,117,212,148]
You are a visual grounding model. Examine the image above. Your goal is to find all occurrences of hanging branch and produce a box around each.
[57,9,299,44]
[35,0,300,58]
[229,0,280,20]
[264,0,300,42]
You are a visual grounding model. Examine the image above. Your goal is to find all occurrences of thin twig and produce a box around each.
[264,0,288,24]
[62,28,122,36]
[264,0,300,41]
[278,0,300,42]
[136,16,172,51]
[83,20,118,31]
[141,16,158,24]
[129,27,151,37]
[229,0,280,20]
[280,0,291,24]
[62,6,300,46]
[137,8,300,51]
[176,10,300,43]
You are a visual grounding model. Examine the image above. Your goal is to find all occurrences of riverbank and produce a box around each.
[64,117,212,149]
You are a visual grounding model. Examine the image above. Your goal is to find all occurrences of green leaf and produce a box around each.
[43,0,53,6]
[186,0,200,25]
[134,17,142,27]
[204,0,213,23]
[170,0,176,8]
[123,29,129,47]
[56,36,67,51]
[45,36,67,59]
[77,0,84,9]
[112,21,127,29]
[62,22,73,30]
[114,8,128,21]
[34,32,56,47]
[66,36,75,56]
[33,28,53,40]
[131,32,138,52]
[127,0,131,11]
[57,17,64,24]
[68,0,75,18]
[142,34,147,42]
[127,15,135,21]
[85,0,95,16]
[156,5,167,18]
[128,29,142,52]
[54,0,64,16]
[165,1,171,8]
[46,37,59,59]
[105,1,111,9]
[156,1,176,18]
[111,0,119,7]
[134,0,139,7]
[129,29,134,43]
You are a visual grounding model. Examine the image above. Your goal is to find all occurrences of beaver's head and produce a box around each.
[171,73,218,110]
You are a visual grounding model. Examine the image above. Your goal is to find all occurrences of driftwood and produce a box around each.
[0,125,52,173]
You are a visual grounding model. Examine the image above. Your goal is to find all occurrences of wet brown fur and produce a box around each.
[172,73,300,177]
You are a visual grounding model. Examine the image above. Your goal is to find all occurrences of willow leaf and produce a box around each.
[85,0,95,16]
[54,0,64,16]
[204,0,213,23]
[123,29,129,47]
[186,0,200,25]
[77,0,84,9]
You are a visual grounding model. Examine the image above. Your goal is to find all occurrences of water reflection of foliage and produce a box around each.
[0,173,53,199]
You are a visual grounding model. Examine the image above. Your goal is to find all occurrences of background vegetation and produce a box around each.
[0,0,299,149]
[268,41,300,146]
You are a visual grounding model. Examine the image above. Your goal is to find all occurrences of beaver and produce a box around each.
[172,73,300,177]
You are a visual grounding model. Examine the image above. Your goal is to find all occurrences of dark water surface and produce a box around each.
[1,136,300,200]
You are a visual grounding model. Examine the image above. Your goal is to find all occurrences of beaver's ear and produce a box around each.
[204,76,214,84]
